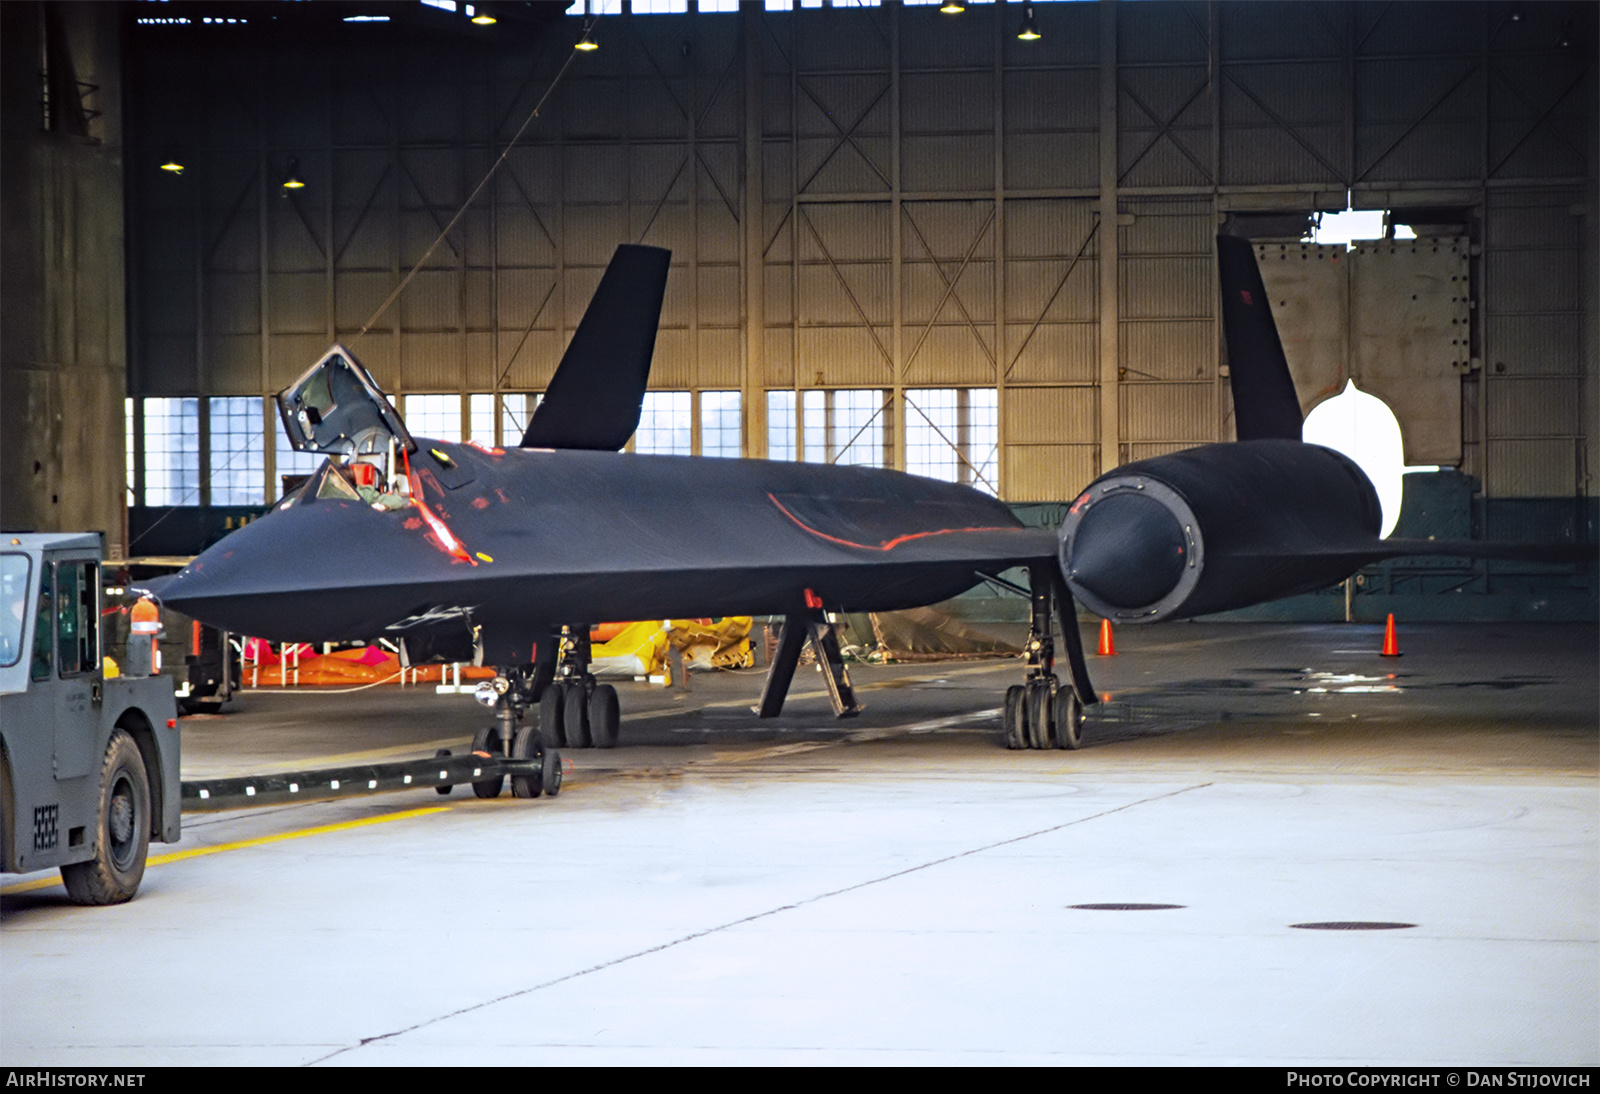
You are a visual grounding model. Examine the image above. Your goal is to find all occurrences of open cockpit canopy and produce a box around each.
[278,345,416,458]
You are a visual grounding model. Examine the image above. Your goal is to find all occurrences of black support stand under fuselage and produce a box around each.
[756,610,862,719]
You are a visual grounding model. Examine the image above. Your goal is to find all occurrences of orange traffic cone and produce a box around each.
[129,595,161,675]
[1380,613,1402,657]
[1097,618,1116,656]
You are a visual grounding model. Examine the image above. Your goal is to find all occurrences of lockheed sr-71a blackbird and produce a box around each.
[154,239,1574,797]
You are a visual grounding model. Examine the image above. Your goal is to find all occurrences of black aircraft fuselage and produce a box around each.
[148,238,1585,761]
[163,441,1052,665]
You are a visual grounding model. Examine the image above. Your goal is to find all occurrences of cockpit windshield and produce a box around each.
[279,456,410,512]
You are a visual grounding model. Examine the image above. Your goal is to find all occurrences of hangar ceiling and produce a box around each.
[21,0,1600,538]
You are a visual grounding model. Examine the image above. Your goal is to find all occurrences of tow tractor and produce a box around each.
[0,534,181,904]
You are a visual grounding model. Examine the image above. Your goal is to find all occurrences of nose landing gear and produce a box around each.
[474,662,565,799]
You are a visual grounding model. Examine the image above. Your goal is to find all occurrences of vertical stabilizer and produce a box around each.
[521,244,671,451]
[1216,235,1303,441]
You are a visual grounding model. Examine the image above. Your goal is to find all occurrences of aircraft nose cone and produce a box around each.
[1065,491,1187,610]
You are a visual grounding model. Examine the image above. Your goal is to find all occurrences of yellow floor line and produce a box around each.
[1,806,449,896]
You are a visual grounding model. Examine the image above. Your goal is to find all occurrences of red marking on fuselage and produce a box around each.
[406,465,476,566]
[466,441,504,457]
[1240,289,1253,305]
[494,488,510,504]
[766,493,1014,552]
[471,497,490,509]
[403,517,423,531]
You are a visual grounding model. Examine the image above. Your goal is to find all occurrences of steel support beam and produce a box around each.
[743,5,767,457]
[1098,0,1120,476]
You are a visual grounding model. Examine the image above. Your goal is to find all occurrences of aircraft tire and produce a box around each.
[588,685,619,749]
[61,730,150,906]
[540,685,567,748]
[434,749,453,795]
[1054,689,1084,750]
[542,748,562,797]
[470,725,505,798]
[564,684,592,748]
[510,725,545,799]
[1027,681,1055,750]
[1002,685,1028,749]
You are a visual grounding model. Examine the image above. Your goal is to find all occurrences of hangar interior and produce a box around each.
[3,4,1598,1068]
[2,0,1596,621]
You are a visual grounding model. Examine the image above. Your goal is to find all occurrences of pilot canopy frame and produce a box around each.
[278,345,417,460]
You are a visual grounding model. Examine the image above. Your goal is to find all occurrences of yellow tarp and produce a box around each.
[589,617,754,678]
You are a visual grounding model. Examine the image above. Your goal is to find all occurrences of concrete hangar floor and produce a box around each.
[2,621,1595,1067]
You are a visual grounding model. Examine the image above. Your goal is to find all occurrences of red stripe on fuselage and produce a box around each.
[766,492,1013,552]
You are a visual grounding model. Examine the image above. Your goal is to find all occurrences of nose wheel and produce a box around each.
[469,724,507,798]
[470,659,567,801]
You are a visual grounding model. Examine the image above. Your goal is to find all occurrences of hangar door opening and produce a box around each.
[1247,234,1474,470]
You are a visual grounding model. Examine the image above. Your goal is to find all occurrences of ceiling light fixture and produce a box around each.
[282,157,306,191]
[939,1,965,14]
[1017,3,1041,41]
[159,155,185,175]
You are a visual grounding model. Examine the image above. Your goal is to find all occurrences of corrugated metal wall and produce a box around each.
[126,0,1596,502]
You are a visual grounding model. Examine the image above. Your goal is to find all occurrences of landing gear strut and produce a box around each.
[475,662,563,799]
[1004,565,1096,750]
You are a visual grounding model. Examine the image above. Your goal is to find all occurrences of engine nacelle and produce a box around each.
[1058,439,1382,623]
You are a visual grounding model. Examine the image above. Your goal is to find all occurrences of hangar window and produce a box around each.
[125,398,135,503]
[635,391,692,455]
[403,395,462,442]
[803,389,890,468]
[768,391,797,461]
[499,393,541,446]
[468,394,496,446]
[209,397,266,506]
[274,417,324,499]
[142,397,200,506]
[906,388,998,495]
[700,391,742,458]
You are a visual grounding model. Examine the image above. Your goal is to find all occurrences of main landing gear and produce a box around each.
[1003,565,1097,751]
[537,624,620,750]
